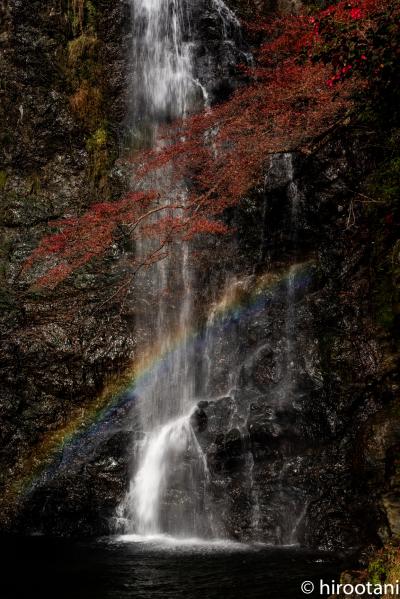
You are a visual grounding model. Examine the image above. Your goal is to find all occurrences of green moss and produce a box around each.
[85,126,112,185]
[70,80,103,129]
[86,0,97,28]
[68,34,99,65]
[64,0,116,195]
[68,0,98,34]
[66,6,104,132]
[29,174,41,195]
[71,13,81,34]
[364,131,400,334]
[0,170,7,189]
[364,546,400,591]
[368,559,387,585]
[86,126,108,151]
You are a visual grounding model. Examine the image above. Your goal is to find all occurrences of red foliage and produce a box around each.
[135,61,355,221]
[134,0,394,219]
[26,0,393,290]
[24,189,228,289]
[24,192,164,288]
[312,0,400,88]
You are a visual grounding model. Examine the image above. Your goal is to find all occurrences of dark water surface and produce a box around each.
[2,536,345,599]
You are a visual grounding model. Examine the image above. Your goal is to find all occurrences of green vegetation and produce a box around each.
[86,126,108,151]
[70,80,103,130]
[65,0,114,190]
[364,131,400,334]
[85,1,97,29]
[0,171,8,190]
[368,557,387,584]
[362,544,400,595]
[69,0,98,35]
[68,34,99,66]
[86,125,112,185]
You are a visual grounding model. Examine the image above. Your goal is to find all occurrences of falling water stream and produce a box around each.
[118,0,308,545]
[118,0,238,539]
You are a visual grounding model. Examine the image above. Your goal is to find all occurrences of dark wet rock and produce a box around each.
[189,0,250,103]
[0,0,134,535]
[191,406,208,433]
[16,427,132,537]
[188,127,400,550]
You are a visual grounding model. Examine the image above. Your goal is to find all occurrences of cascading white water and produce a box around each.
[133,416,210,535]
[119,0,240,539]
[131,0,193,123]
[122,0,202,538]
[280,153,308,545]
[284,153,299,400]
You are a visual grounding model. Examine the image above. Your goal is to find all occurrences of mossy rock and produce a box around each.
[364,133,400,335]
[86,126,108,151]
[368,558,386,584]
[69,0,98,35]
[68,34,99,66]
[70,80,103,129]
[0,171,8,190]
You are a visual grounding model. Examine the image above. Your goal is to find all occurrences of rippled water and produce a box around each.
[2,536,343,599]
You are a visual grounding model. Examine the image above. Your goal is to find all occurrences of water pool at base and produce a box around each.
[1,536,345,599]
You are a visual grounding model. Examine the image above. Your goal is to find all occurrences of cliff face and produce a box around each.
[0,0,135,532]
[1,0,399,554]
[181,122,399,551]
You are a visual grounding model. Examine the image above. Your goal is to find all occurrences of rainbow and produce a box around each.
[1,260,315,521]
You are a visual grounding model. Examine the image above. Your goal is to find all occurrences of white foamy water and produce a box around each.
[115,533,251,553]
[118,0,240,539]
[131,0,194,119]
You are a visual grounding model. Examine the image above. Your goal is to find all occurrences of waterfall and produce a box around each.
[196,153,308,546]
[129,0,193,129]
[118,0,240,539]
[280,153,307,545]
[284,153,299,410]
[117,0,308,547]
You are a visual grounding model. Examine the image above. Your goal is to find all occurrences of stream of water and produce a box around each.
[118,0,239,538]
[117,0,309,545]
